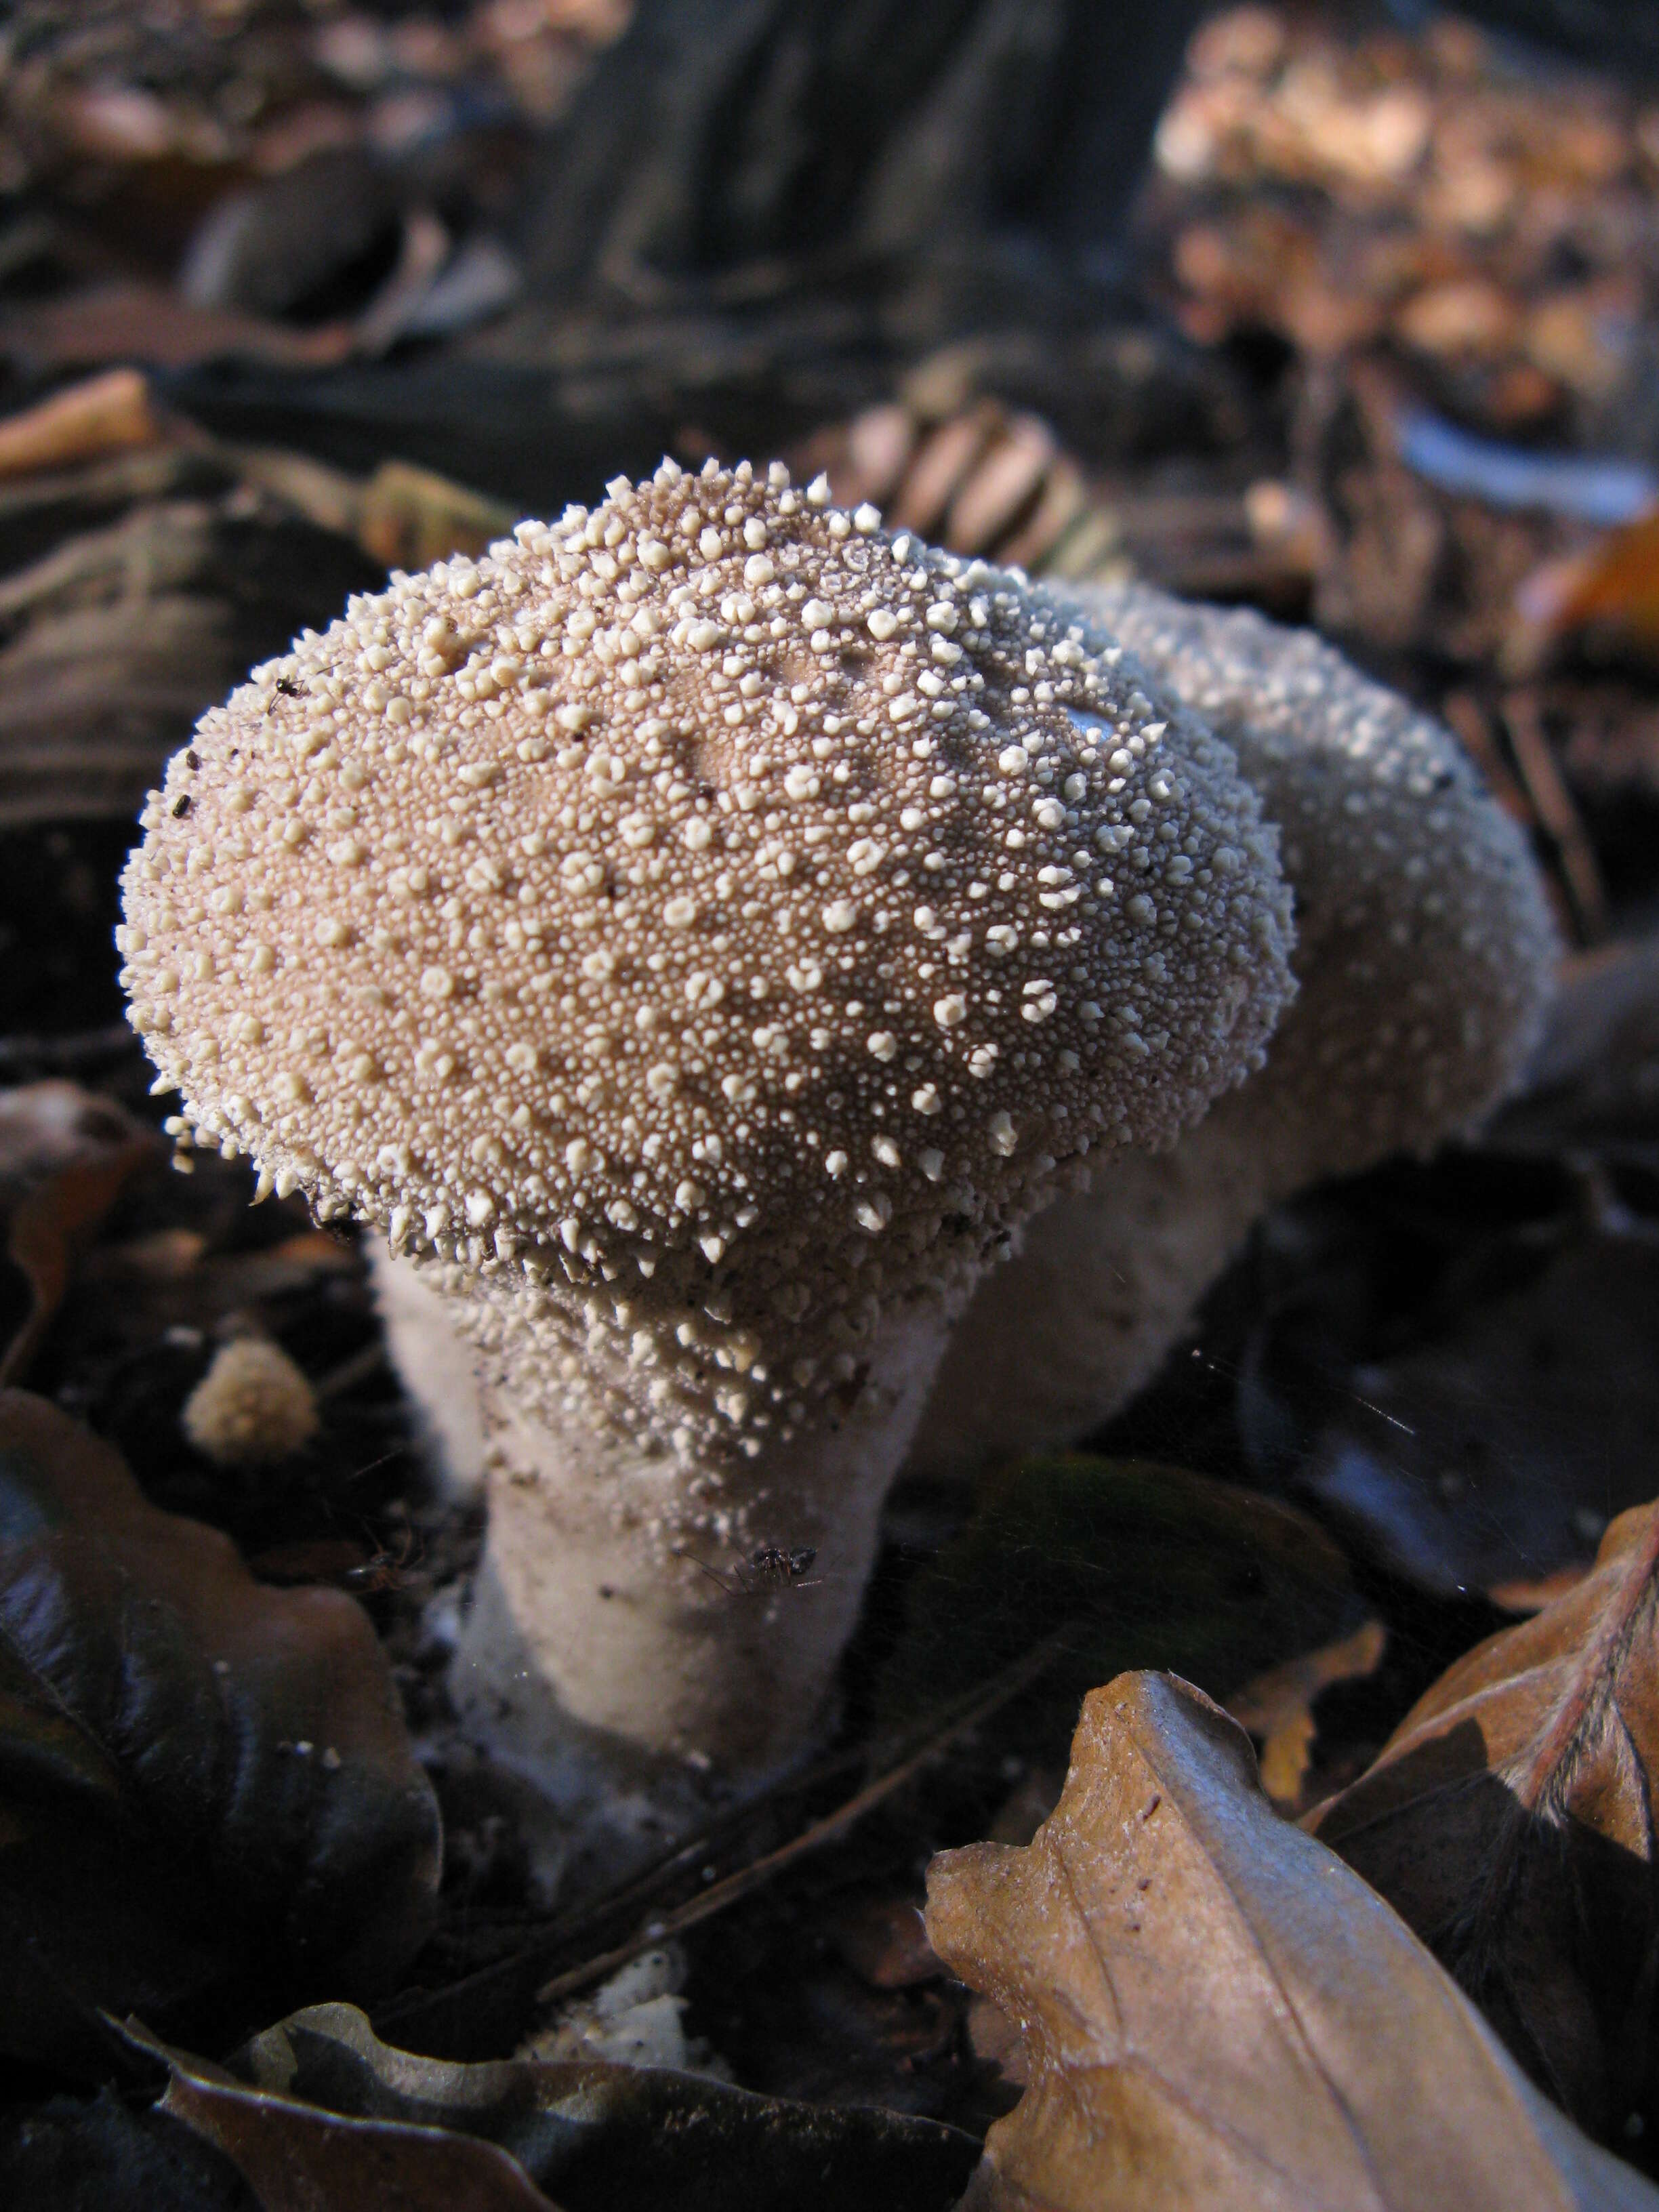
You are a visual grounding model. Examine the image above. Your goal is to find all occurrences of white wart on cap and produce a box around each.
[121,462,1293,1474]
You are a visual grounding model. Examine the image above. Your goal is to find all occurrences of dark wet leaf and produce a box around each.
[926,1671,1659,2211]
[0,1391,441,2074]
[1494,933,1659,1167]
[879,1456,1355,1759]
[144,2001,982,2212]
[1294,1231,1659,1600]
[1309,1498,1659,2150]
[0,2085,258,2212]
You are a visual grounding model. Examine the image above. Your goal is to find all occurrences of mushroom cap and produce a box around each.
[122,462,1292,1464]
[1080,581,1557,1181]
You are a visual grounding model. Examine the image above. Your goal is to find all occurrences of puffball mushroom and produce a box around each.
[119,460,1294,1813]
[907,582,1559,1481]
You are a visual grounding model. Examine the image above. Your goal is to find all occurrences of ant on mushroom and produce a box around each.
[678,1543,823,1599]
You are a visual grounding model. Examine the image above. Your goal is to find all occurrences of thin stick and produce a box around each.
[1441,690,1531,828]
[314,1340,390,1404]
[1501,689,1609,944]
[534,1624,1077,2005]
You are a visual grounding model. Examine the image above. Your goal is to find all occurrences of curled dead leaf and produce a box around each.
[926,1671,1658,2211]
[0,1391,441,2070]
[0,369,164,482]
[1310,1498,1659,2149]
[136,2000,981,2212]
[1225,1616,1388,1812]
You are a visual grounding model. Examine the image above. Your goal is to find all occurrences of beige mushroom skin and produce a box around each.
[120,465,1294,1807]
[906,582,1558,1481]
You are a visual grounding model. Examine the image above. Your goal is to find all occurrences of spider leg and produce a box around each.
[674,1547,741,1597]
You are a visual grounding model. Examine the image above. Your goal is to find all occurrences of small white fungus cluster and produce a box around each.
[122,461,1292,1470]
[181,1336,321,1466]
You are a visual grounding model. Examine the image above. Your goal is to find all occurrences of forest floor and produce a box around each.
[4,4,1659,2207]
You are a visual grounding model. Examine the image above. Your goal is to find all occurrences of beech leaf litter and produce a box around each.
[1310,1498,1659,2150]
[926,1673,1659,2212]
[7,1,1659,2206]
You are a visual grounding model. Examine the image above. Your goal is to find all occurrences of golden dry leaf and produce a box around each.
[1310,1500,1659,2146]
[1524,506,1659,659]
[0,368,163,480]
[1225,1616,1388,1811]
[356,459,519,572]
[926,1672,1658,2211]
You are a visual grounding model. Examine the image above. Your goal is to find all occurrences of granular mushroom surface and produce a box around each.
[122,463,1294,1489]
[1084,581,1556,1174]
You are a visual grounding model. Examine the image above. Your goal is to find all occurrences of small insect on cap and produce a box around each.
[121,459,1293,1465]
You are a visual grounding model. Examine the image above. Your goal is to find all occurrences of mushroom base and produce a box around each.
[445,1298,953,1838]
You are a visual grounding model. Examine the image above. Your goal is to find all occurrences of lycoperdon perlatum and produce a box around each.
[122,458,1294,1474]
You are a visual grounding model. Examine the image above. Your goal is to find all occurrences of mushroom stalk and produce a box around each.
[452,1296,946,1782]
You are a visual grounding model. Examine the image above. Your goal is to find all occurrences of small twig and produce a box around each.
[1500,689,1609,944]
[375,1626,1077,2046]
[533,1624,1078,2006]
[314,1339,389,1404]
[1441,690,1532,829]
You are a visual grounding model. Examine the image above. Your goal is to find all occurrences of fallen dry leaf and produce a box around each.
[1225,1616,1388,1811]
[138,1999,981,2212]
[1521,505,1659,662]
[139,2020,560,2212]
[0,369,164,482]
[806,399,1109,582]
[0,489,381,827]
[355,459,519,573]
[1309,1498,1659,2148]
[926,1671,1658,2211]
[0,284,357,377]
[0,1391,441,2071]
[0,1080,159,1382]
